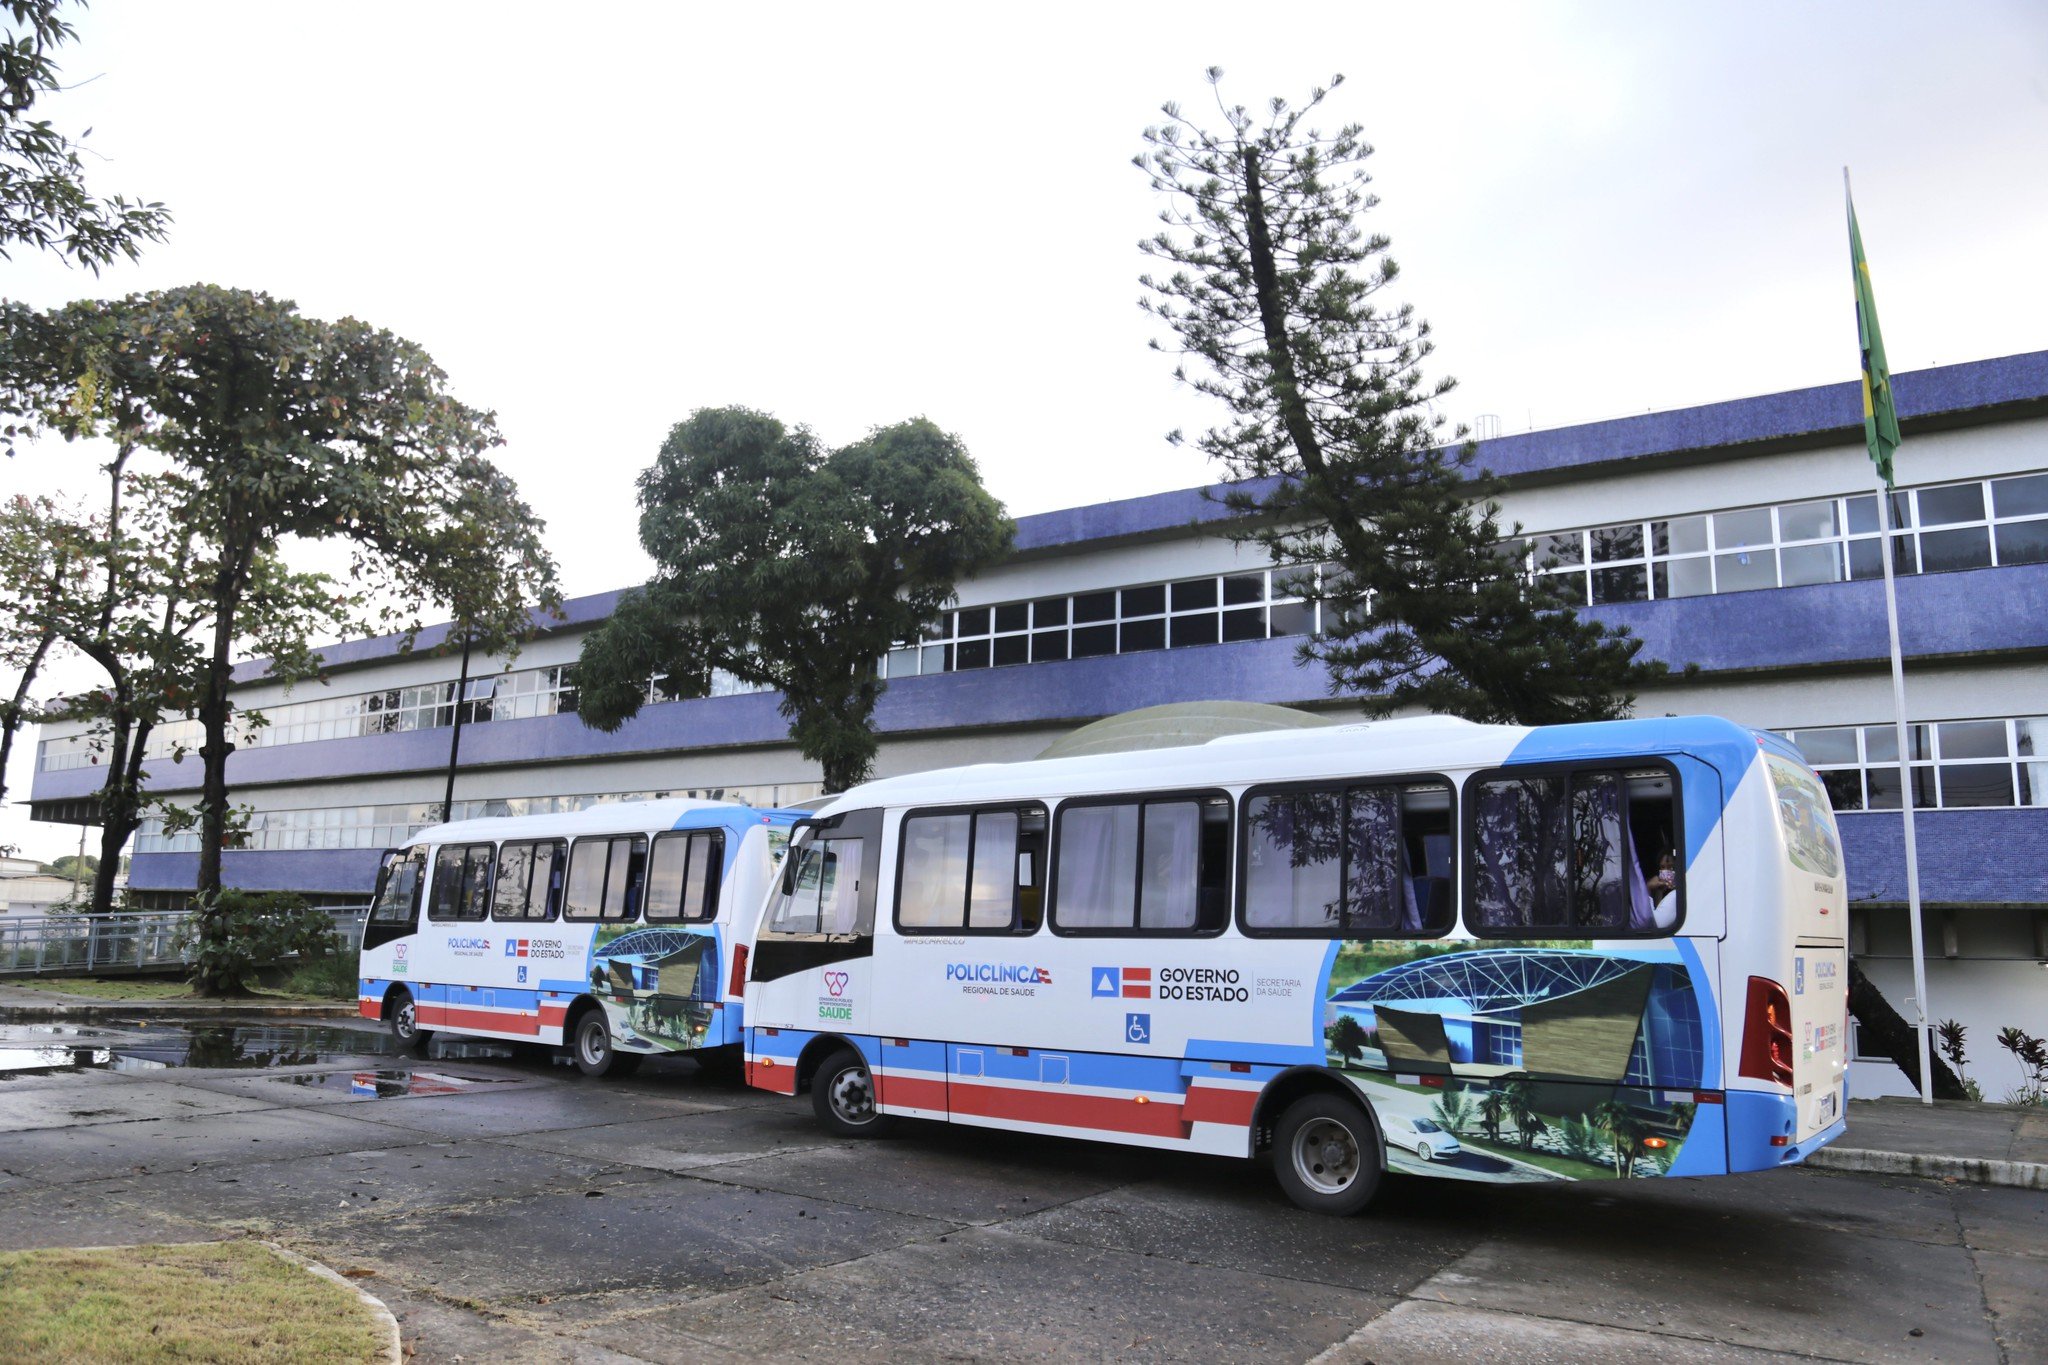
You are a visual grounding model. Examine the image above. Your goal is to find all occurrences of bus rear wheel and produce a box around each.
[1273,1093,1382,1216]
[387,989,431,1054]
[572,1010,642,1078]
[811,1046,894,1138]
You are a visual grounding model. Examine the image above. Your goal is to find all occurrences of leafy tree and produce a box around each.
[42,851,90,876]
[1592,1097,1648,1178]
[1429,1085,1476,1136]
[1477,1086,1508,1144]
[0,2,169,270]
[576,407,1012,793]
[1137,71,1659,723]
[0,285,560,919]
[1503,1076,1546,1151]
[1328,1012,1367,1066]
[172,889,337,998]
[0,489,73,807]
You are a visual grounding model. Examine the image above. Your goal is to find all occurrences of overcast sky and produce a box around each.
[4,0,2045,860]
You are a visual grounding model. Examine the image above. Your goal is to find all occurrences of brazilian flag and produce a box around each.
[1848,186,1903,487]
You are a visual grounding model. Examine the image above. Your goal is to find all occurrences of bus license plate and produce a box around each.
[1815,1090,1838,1125]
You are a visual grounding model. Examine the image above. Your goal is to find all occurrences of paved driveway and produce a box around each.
[0,1017,2040,1363]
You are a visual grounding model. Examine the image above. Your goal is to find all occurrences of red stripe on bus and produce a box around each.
[748,1059,800,1094]
[417,1005,541,1036]
[1181,1083,1258,1127]
[950,1081,1189,1139]
[876,1073,947,1111]
[358,999,380,1021]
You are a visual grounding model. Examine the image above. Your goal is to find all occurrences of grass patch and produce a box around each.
[11,977,197,1001]
[0,1241,387,1363]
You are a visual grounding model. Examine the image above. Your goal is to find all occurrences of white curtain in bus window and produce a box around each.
[563,841,605,920]
[682,833,721,921]
[816,839,864,933]
[967,813,1019,928]
[900,815,973,928]
[1139,802,1200,929]
[606,836,647,920]
[1055,804,1139,928]
[1245,791,1343,930]
[646,832,722,923]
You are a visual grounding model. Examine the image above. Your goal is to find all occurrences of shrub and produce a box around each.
[175,891,339,997]
[285,941,360,1000]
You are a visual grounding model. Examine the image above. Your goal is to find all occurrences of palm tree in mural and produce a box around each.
[1329,1014,1368,1068]
[1430,1086,1477,1136]
[1477,1087,1509,1143]
[1594,1098,1649,1178]
[1504,1077,1546,1151]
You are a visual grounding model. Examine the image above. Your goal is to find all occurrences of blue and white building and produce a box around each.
[27,351,2048,1098]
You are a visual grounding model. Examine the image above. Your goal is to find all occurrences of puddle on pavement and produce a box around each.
[0,1021,529,1079]
[276,1068,523,1098]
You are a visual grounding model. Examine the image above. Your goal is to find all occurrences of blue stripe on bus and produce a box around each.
[881,1038,949,1071]
[1186,1038,1326,1067]
[1723,1088,1802,1172]
[538,977,587,994]
[750,1027,814,1063]
[1675,937,1724,1087]
[1664,1094,1729,1177]
[666,807,805,872]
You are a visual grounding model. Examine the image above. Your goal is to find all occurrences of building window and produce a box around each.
[1779,717,2048,810]
[1519,472,2048,606]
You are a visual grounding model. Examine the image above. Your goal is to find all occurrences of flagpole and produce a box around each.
[1873,477,1934,1106]
[1847,167,1934,1106]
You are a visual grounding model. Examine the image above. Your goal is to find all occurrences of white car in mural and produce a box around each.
[1400,1117,1462,1162]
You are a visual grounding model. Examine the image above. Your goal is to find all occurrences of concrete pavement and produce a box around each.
[0,1015,2042,1362]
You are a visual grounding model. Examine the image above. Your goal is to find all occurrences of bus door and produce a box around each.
[363,847,425,951]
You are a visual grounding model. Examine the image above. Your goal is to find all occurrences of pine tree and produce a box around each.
[1137,71,1660,723]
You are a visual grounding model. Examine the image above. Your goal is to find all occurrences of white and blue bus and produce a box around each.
[359,800,802,1076]
[741,716,1848,1214]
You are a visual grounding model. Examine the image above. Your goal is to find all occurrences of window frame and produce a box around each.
[643,829,727,924]
[1461,760,1685,939]
[426,842,495,923]
[1047,787,1234,939]
[489,837,566,923]
[1235,772,1459,940]
[892,801,1049,937]
[561,833,650,924]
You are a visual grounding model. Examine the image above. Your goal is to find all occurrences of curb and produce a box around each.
[264,1243,404,1365]
[1806,1145,2048,1191]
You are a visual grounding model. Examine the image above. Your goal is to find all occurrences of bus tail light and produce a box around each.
[728,944,749,998]
[1739,976,1794,1087]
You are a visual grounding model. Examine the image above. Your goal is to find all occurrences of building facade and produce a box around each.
[27,352,2048,1098]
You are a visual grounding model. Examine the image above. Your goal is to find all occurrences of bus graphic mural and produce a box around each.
[590,925,721,1051]
[1325,946,1705,1182]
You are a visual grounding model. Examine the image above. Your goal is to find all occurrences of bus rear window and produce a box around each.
[1766,754,1842,878]
[1242,780,1454,937]
[1467,766,1680,936]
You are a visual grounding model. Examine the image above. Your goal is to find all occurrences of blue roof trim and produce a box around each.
[227,350,2048,681]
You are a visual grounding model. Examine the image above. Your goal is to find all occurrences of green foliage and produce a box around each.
[1328,1013,1368,1064]
[1136,71,1660,724]
[0,2,171,273]
[1557,1114,1607,1166]
[576,407,1012,792]
[1996,1026,2046,1106]
[1503,1076,1546,1150]
[1429,1086,1476,1136]
[0,285,560,898]
[1477,1087,1508,1143]
[285,940,360,1001]
[173,890,337,998]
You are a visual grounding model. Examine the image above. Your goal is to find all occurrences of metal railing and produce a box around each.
[0,907,368,977]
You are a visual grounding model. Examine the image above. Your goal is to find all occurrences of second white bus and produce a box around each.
[741,715,1849,1214]
[359,799,801,1075]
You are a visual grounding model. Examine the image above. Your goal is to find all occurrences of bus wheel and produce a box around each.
[388,989,432,1054]
[812,1046,894,1138]
[572,1011,641,1078]
[1273,1093,1382,1216]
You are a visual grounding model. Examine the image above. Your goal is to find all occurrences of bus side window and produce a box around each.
[1051,793,1229,936]
[493,840,565,922]
[646,831,725,923]
[895,805,1045,935]
[1468,766,1679,936]
[371,850,424,924]
[1242,780,1454,937]
[429,844,492,922]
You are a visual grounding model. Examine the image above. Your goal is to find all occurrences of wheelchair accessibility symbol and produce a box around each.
[1126,1012,1151,1045]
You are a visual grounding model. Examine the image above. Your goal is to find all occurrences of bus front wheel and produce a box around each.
[811,1046,894,1138]
[1273,1093,1382,1216]
[572,1011,642,1079]
[388,989,431,1055]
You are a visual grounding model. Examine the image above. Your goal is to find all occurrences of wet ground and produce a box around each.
[0,1017,2040,1363]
